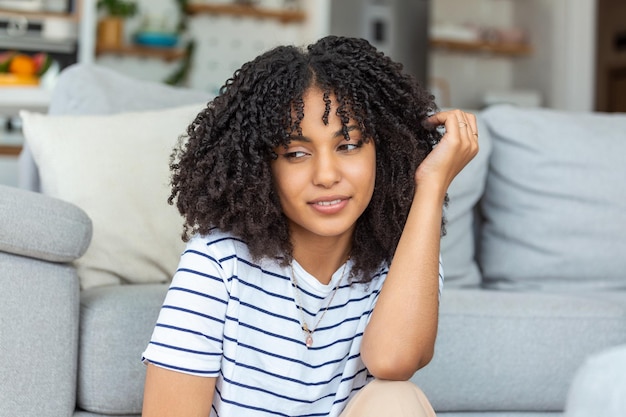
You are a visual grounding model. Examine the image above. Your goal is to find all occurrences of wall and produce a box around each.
[428,0,517,109]
[430,0,597,111]
[512,0,596,111]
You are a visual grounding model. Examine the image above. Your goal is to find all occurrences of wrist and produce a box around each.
[414,180,448,203]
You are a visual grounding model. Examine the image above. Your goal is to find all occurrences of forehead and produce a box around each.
[291,87,361,123]
[300,88,334,118]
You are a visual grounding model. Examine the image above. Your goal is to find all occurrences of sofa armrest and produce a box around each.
[0,185,90,417]
[0,184,92,262]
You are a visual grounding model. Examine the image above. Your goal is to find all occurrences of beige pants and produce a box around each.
[340,380,437,417]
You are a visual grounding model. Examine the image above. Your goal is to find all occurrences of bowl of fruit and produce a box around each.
[0,51,53,86]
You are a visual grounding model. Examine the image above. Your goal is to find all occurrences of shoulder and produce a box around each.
[185,229,281,278]
[186,229,252,262]
[173,230,259,293]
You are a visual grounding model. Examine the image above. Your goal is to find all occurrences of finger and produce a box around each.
[465,112,479,139]
[422,111,452,130]
[423,110,465,138]
[427,110,478,141]
[457,112,471,135]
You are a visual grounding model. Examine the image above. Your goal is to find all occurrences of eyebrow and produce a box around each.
[287,125,361,142]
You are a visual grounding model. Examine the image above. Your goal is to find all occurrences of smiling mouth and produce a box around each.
[315,199,343,206]
[309,197,350,214]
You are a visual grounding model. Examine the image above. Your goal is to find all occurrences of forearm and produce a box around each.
[360,182,446,380]
[143,364,216,417]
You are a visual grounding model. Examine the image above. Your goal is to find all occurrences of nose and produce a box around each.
[312,152,341,188]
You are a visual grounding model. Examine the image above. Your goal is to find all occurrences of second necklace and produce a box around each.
[290,261,348,348]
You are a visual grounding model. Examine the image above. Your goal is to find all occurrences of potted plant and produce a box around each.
[96,0,138,49]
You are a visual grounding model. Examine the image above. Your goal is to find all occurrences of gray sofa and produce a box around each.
[2,64,626,417]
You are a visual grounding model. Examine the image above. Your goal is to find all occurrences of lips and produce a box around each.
[309,196,350,214]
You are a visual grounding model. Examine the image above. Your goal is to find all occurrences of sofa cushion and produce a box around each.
[479,105,626,291]
[411,289,626,412]
[440,114,492,287]
[48,64,210,116]
[78,284,168,415]
[21,104,205,289]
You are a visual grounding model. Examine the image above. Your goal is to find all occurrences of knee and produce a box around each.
[361,379,427,400]
[342,379,436,417]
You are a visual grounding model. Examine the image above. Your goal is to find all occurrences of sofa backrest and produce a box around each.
[479,104,626,291]
[18,64,212,191]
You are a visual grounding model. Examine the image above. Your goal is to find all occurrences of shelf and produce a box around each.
[430,38,532,57]
[0,144,22,157]
[0,6,80,22]
[185,3,305,24]
[96,44,187,62]
[0,86,50,116]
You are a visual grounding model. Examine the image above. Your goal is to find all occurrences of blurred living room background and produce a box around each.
[0,0,623,187]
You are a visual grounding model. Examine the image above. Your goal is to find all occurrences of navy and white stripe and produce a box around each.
[142,230,444,417]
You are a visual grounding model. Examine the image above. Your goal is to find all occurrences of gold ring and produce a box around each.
[459,122,467,128]
[472,132,478,137]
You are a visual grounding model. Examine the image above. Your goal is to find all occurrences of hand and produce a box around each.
[416,109,479,191]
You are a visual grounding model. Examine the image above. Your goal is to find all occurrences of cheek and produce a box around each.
[271,164,298,205]
[366,160,377,199]
[364,148,377,195]
[347,151,377,203]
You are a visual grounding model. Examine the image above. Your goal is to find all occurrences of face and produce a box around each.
[270,87,376,247]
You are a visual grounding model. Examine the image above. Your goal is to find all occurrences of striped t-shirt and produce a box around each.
[142,230,443,417]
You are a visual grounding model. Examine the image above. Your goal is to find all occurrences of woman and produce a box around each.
[142,35,478,417]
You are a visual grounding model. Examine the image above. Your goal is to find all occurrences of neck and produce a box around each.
[291,233,352,285]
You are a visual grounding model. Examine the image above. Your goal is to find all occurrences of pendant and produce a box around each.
[305,334,313,348]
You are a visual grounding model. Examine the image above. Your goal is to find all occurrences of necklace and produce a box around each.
[290,261,348,348]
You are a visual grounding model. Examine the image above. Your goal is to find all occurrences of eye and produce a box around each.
[282,150,309,160]
[338,139,364,153]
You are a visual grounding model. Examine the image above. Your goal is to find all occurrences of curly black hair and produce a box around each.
[169,36,443,283]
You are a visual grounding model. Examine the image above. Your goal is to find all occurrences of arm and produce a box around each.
[360,110,479,380]
[141,235,230,417]
[142,364,217,417]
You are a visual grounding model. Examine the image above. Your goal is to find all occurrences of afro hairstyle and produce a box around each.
[169,35,443,283]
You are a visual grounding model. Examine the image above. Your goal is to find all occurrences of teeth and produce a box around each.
[316,199,342,206]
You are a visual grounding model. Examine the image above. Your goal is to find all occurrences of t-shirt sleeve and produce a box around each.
[142,235,230,377]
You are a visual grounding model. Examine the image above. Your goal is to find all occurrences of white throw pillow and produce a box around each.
[480,105,626,291]
[21,104,205,289]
